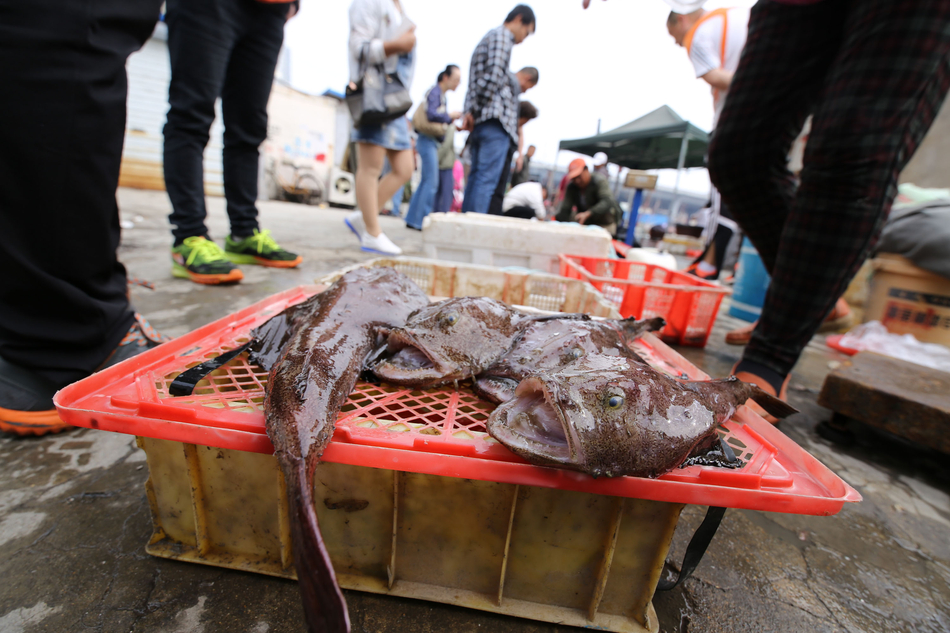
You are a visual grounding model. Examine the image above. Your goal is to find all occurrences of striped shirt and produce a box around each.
[463,25,520,141]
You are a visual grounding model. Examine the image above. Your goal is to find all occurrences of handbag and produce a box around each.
[346,49,413,128]
[412,88,448,138]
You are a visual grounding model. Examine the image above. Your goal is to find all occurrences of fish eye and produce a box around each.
[569,347,583,360]
[607,394,625,410]
[442,311,460,326]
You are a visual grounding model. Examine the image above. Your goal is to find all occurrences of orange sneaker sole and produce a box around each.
[0,406,72,436]
[185,269,245,285]
[253,255,302,268]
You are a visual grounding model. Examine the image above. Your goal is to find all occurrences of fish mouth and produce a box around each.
[487,377,574,465]
[372,330,450,383]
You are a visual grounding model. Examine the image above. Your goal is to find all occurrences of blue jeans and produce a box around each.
[435,168,454,213]
[404,133,440,229]
[462,119,511,214]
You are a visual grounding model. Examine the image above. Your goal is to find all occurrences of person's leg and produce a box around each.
[163,0,237,244]
[346,146,409,255]
[0,0,166,434]
[354,142,387,235]
[743,0,950,380]
[219,1,284,237]
[708,0,849,274]
[436,168,454,213]
[488,141,516,216]
[0,0,160,387]
[503,206,537,220]
[218,2,300,268]
[404,134,440,230]
[462,121,511,214]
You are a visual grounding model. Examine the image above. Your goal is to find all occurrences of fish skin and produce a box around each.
[372,297,588,388]
[487,354,797,479]
[263,267,429,633]
[473,317,663,404]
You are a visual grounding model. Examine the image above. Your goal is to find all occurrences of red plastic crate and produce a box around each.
[54,284,859,516]
[559,254,732,347]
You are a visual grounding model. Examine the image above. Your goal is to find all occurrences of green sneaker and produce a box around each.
[171,236,244,285]
[224,229,302,268]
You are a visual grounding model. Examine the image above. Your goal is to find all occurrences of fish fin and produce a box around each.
[250,302,307,371]
[748,386,799,419]
[284,460,351,633]
[529,313,591,323]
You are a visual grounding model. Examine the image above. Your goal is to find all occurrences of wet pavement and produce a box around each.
[1,188,948,632]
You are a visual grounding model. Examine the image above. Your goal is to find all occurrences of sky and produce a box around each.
[282,0,757,196]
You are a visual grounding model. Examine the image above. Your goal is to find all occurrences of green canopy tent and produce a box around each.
[556,105,710,244]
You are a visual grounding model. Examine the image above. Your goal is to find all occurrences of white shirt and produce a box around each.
[688,7,749,128]
[503,182,546,220]
[348,0,413,84]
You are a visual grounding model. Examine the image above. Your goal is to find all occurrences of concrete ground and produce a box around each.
[1,187,948,633]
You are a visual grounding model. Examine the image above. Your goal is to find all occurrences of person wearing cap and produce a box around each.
[592,152,609,179]
[555,158,621,235]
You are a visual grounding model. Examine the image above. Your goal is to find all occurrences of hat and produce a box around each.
[593,152,608,167]
[661,0,706,13]
[567,158,587,179]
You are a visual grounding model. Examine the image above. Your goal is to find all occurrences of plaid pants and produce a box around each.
[708,0,950,376]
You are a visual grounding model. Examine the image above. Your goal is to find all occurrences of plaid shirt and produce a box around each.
[464,26,520,141]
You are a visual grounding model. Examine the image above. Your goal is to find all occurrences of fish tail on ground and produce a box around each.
[747,386,798,420]
[285,459,351,633]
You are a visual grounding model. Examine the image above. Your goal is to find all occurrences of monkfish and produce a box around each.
[371,296,589,388]
[473,316,664,404]
[487,354,797,479]
[258,267,429,633]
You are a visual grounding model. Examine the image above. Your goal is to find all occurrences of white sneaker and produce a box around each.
[344,210,366,242]
[361,231,403,255]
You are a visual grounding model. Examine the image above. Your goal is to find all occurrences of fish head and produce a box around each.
[373,297,523,386]
[489,355,713,478]
[488,355,653,476]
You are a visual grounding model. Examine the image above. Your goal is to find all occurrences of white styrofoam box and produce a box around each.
[625,247,679,270]
[420,213,614,274]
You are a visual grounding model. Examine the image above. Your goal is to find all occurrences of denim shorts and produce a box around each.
[351,117,412,151]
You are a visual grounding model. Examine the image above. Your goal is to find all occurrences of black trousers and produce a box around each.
[164,0,287,243]
[487,142,517,216]
[504,206,537,220]
[0,0,161,387]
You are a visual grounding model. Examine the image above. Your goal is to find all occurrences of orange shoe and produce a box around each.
[224,230,302,269]
[0,314,169,436]
[731,362,790,425]
[172,236,244,285]
[685,262,718,280]
[726,298,853,345]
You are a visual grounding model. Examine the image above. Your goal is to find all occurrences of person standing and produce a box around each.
[0,0,168,435]
[460,5,537,214]
[487,95,539,216]
[405,65,462,230]
[343,0,417,255]
[665,1,748,283]
[163,0,302,285]
[704,0,950,415]
[510,144,535,188]
[434,125,457,214]
[555,158,621,235]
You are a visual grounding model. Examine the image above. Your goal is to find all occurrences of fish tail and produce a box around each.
[284,459,351,633]
[748,386,799,420]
